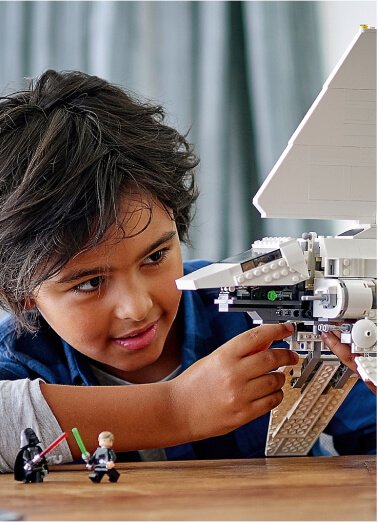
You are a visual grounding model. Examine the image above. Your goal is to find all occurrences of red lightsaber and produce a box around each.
[29,432,68,466]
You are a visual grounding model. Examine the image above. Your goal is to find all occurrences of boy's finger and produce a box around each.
[243,371,286,400]
[233,323,294,358]
[240,348,299,379]
[247,390,285,420]
[321,332,359,371]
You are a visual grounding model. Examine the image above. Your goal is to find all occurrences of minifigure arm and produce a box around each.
[87,452,96,465]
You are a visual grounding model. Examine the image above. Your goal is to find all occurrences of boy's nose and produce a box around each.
[113,286,153,322]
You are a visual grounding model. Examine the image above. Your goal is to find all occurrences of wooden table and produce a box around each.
[0,455,376,521]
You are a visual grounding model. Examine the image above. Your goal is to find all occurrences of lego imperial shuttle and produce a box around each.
[176,26,377,456]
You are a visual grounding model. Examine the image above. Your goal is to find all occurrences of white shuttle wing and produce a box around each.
[253,27,376,223]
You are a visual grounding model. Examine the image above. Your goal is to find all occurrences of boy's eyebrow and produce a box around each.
[56,230,177,285]
[56,268,107,285]
[139,230,177,259]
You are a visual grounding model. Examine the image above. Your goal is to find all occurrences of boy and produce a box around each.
[0,70,375,471]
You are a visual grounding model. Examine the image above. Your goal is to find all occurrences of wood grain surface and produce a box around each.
[0,455,376,521]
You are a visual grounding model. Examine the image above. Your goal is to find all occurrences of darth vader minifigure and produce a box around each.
[14,428,48,483]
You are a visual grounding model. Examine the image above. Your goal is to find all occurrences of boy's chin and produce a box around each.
[100,355,164,380]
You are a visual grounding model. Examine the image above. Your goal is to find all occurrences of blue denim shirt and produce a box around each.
[0,260,376,458]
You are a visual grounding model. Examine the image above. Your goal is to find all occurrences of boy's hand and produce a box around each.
[321,331,376,394]
[170,323,298,440]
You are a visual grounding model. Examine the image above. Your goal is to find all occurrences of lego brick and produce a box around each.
[265,357,358,456]
[355,357,377,386]
[176,262,242,290]
[319,238,376,259]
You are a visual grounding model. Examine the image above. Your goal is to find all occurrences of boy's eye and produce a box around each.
[144,248,169,265]
[73,276,104,293]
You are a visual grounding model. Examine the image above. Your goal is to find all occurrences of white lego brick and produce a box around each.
[215,293,233,312]
[280,240,309,277]
[235,257,307,287]
[294,89,376,148]
[175,263,242,290]
[319,237,376,260]
[295,331,328,352]
[237,239,308,287]
[255,145,376,221]
[324,258,376,279]
[355,357,377,386]
[309,154,376,204]
[252,236,295,252]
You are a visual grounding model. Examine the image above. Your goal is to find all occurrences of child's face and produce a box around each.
[31,195,183,382]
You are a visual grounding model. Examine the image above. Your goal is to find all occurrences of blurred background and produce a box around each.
[0,0,376,262]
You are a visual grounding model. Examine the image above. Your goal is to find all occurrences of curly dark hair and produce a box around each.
[0,69,199,332]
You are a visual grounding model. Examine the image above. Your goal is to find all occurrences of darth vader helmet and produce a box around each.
[20,428,40,448]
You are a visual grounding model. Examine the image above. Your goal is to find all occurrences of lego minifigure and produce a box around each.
[14,428,48,483]
[87,431,120,483]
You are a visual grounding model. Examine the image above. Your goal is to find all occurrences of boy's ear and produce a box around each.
[22,297,36,311]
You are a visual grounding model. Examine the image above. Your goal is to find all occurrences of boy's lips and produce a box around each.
[112,322,159,351]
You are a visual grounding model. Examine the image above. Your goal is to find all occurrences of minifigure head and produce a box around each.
[0,69,199,334]
[98,431,114,449]
[20,428,40,448]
